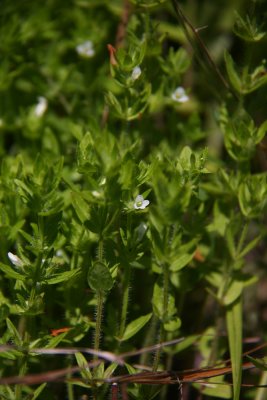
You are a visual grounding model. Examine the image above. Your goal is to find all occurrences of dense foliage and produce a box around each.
[0,1,267,399]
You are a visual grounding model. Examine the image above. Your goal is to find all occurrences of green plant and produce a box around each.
[0,1,267,399]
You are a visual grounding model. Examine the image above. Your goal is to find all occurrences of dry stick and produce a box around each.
[171,0,238,101]
[111,383,119,400]
[1,340,267,387]
[0,337,184,359]
[106,361,255,385]
[115,0,132,49]
[0,338,184,386]
[121,383,129,400]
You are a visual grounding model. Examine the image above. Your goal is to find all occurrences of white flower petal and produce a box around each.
[76,41,95,58]
[8,252,23,267]
[140,200,150,209]
[171,86,189,103]
[131,66,142,80]
[134,195,150,210]
[34,96,48,117]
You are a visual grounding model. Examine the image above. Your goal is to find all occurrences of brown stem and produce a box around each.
[115,0,132,49]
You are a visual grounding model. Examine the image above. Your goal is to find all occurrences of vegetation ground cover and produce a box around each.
[0,1,267,399]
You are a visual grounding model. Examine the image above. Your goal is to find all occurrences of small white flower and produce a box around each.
[171,86,189,103]
[92,190,101,198]
[134,195,150,210]
[34,96,48,117]
[56,249,64,257]
[131,66,142,80]
[76,41,95,58]
[8,252,23,267]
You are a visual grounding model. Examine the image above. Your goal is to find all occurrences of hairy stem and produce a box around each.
[153,263,169,371]
[119,213,132,339]
[94,291,104,357]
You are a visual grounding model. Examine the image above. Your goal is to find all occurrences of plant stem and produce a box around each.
[66,365,75,400]
[98,238,104,262]
[119,213,132,339]
[153,262,169,371]
[140,315,157,366]
[15,358,28,400]
[71,227,85,270]
[256,371,267,400]
[93,237,105,357]
[119,261,131,338]
[94,291,104,357]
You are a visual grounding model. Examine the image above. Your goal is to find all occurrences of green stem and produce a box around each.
[163,263,169,322]
[153,263,169,371]
[256,371,267,400]
[38,214,44,246]
[93,237,105,357]
[98,238,104,262]
[119,213,132,339]
[94,291,104,357]
[15,357,28,400]
[71,228,85,270]
[119,262,131,338]
[140,315,157,366]
[237,220,248,256]
[66,384,74,400]
[66,361,75,400]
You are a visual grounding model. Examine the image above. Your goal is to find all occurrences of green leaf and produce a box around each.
[179,146,193,171]
[93,361,105,380]
[224,51,241,93]
[194,376,232,398]
[77,132,99,174]
[32,383,47,400]
[120,313,152,341]
[238,175,267,218]
[75,352,92,380]
[42,212,62,246]
[6,318,22,346]
[225,222,236,259]
[103,363,118,379]
[225,52,267,94]
[163,316,181,332]
[173,335,199,353]
[170,253,194,272]
[207,201,229,236]
[71,191,90,224]
[87,261,113,292]
[44,331,70,348]
[0,262,25,280]
[222,280,243,306]
[233,11,266,42]
[14,178,34,199]
[0,348,23,360]
[246,355,267,371]
[226,298,242,400]
[46,269,81,284]
[257,120,267,143]
[238,235,261,259]
[152,282,177,320]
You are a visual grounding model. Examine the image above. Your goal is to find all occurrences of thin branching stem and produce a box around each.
[153,262,169,372]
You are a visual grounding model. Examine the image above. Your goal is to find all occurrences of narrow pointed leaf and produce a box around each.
[120,313,152,341]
